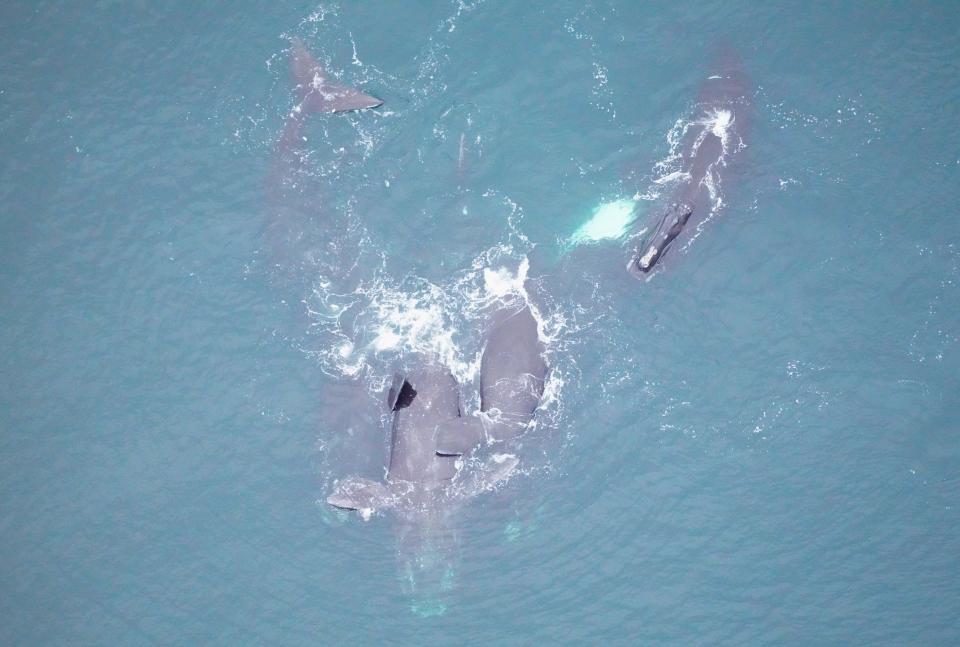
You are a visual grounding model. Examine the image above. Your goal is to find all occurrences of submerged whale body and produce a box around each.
[265,38,382,287]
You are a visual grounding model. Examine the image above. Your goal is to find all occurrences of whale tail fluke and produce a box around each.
[290,37,382,114]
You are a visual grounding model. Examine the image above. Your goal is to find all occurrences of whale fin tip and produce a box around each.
[435,417,485,456]
[289,37,382,114]
[327,477,390,518]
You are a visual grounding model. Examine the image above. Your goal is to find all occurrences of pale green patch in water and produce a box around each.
[410,600,448,617]
[567,198,639,249]
[402,560,455,617]
[504,509,542,543]
[504,521,524,542]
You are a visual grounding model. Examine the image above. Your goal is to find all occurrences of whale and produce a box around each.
[326,359,485,516]
[324,361,469,613]
[273,37,382,184]
[629,48,751,277]
[327,303,547,511]
[435,305,547,455]
[325,354,526,613]
[265,38,382,287]
[479,305,548,441]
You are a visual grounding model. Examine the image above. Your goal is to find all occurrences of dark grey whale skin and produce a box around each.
[434,304,548,455]
[326,360,467,606]
[385,362,461,487]
[328,304,548,510]
[629,48,751,278]
[479,305,548,442]
[326,313,545,605]
[325,359,464,513]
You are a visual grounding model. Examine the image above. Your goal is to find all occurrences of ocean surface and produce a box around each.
[2,1,959,644]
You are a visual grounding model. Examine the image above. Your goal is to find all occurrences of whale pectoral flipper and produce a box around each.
[435,417,485,456]
[327,477,390,513]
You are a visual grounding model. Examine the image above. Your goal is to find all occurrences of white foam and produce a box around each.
[366,287,470,378]
[654,170,691,185]
[708,108,733,139]
[483,256,529,299]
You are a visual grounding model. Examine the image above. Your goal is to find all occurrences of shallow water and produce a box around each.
[2,1,959,644]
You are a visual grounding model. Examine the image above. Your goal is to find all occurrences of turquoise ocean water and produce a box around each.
[2,1,959,643]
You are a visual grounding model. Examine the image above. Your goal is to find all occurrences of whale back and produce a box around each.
[480,306,547,441]
[387,363,460,484]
